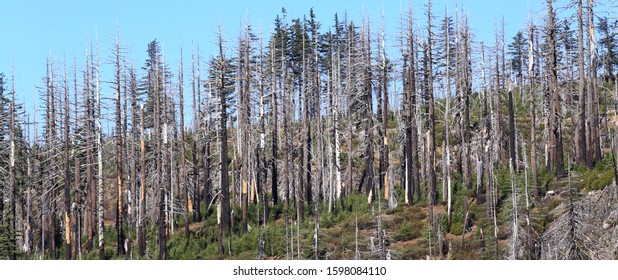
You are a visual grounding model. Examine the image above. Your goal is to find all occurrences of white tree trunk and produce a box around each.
[96,39,105,254]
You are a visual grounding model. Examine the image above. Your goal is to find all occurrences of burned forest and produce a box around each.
[2,0,618,260]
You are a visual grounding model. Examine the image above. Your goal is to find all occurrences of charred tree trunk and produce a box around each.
[587,0,601,165]
[360,21,375,200]
[426,1,437,206]
[240,29,250,233]
[84,44,95,252]
[378,37,390,206]
[114,34,126,256]
[216,29,232,254]
[179,47,190,240]
[528,25,540,201]
[575,0,588,166]
[190,50,200,224]
[404,13,419,205]
[301,31,310,220]
[346,22,355,202]
[138,104,146,256]
[481,42,491,206]
[508,80,516,172]
[547,0,564,177]
[63,62,72,260]
[9,70,18,260]
[270,45,279,207]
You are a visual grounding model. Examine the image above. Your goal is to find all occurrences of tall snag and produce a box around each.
[546,0,564,177]
[114,32,126,256]
[426,0,437,206]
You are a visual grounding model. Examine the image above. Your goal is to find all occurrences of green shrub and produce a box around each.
[398,240,428,259]
[450,222,464,235]
[393,220,414,242]
[589,169,614,191]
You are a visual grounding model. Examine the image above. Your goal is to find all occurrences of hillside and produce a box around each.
[1,0,618,260]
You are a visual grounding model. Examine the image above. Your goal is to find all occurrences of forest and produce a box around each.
[1,0,618,260]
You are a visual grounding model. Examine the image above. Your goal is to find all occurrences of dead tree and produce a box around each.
[84,41,95,252]
[359,19,375,201]
[576,0,588,166]
[179,46,190,240]
[403,9,420,205]
[459,14,473,193]
[426,0,437,206]
[346,22,355,203]
[62,58,72,260]
[114,32,126,256]
[587,0,601,166]
[301,22,311,219]
[90,38,104,260]
[378,29,391,207]
[212,27,233,255]
[190,47,200,225]
[546,0,564,177]
[481,42,491,207]
[8,69,18,260]
[270,34,279,207]
[240,25,251,233]
[528,24,540,200]
[138,103,146,256]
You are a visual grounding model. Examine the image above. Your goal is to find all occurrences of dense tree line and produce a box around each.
[1,0,618,260]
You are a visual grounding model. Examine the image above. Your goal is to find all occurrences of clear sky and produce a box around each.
[0,0,585,126]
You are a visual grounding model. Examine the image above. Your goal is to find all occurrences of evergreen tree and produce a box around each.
[209,27,235,254]
[508,31,527,84]
[598,17,617,80]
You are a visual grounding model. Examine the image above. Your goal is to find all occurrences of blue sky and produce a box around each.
[0,0,576,127]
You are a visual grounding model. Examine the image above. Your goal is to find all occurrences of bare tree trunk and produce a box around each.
[9,69,18,260]
[282,38,291,207]
[332,44,342,208]
[547,0,564,177]
[114,33,126,256]
[50,55,59,260]
[73,154,81,259]
[179,47,190,241]
[240,28,250,233]
[444,15,452,227]
[378,35,390,207]
[415,39,424,202]
[314,24,324,206]
[161,50,171,259]
[461,16,473,193]
[301,30,310,220]
[258,34,269,225]
[62,61,72,260]
[481,42,491,207]
[270,41,279,207]
[587,0,601,165]
[528,25,540,201]
[138,104,146,256]
[508,79,516,173]
[129,66,138,257]
[190,49,200,225]
[155,45,166,260]
[346,22,355,202]
[73,59,82,259]
[84,43,95,252]
[576,0,588,166]
[426,0,437,206]
[196,50,204,222]
[216,28,232,255]
[360,20,375,201]
[510,161,519,259]
[95,39,105,260]
[404,12,419,205]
